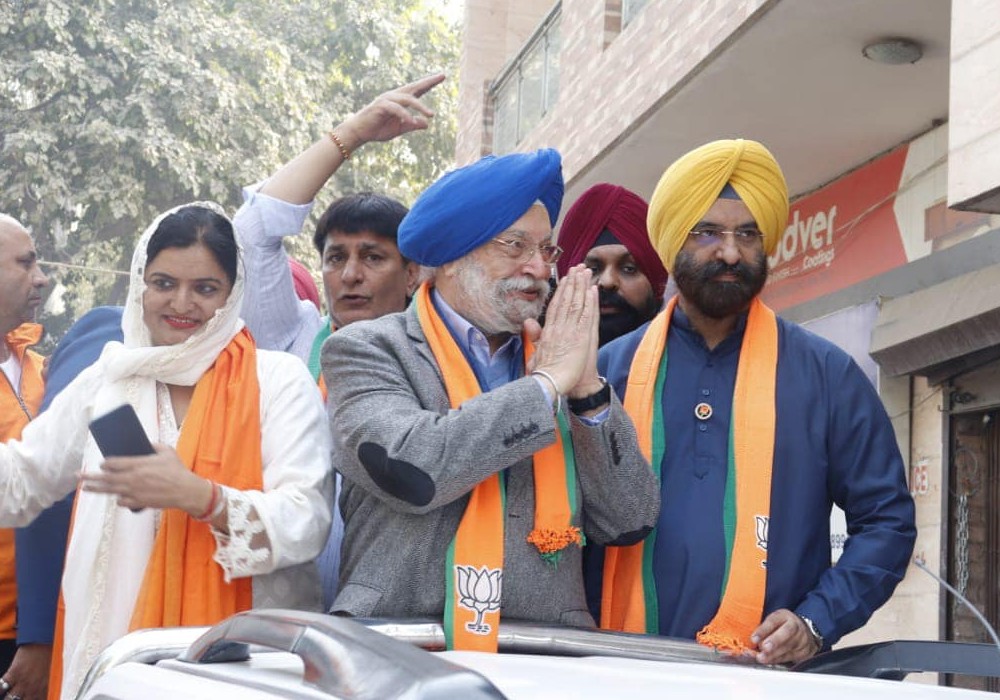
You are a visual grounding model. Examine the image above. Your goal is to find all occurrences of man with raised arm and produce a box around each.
[233,73,444,367]
[233,75,443,608]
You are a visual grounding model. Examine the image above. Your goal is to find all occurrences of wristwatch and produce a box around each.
[797,614,824,652]
[567,377,611,414]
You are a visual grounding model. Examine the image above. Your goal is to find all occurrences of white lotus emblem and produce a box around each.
[755,515,769,552]
[455,565,502,635]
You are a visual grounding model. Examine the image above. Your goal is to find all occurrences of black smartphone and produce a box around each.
[88,404,155,513]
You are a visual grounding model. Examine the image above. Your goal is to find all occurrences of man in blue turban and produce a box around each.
[397,149,564,267]
[321,150,659,648]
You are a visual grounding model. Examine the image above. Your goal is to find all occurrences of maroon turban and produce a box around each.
[556,184,668,296]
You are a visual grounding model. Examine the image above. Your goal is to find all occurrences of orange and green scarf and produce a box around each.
[414,283,581,652]
[308,317,336,402]
[601,295,778,653]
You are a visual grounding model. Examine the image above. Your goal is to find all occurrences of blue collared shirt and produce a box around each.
[431,290,609,424]
[431,289,523,390]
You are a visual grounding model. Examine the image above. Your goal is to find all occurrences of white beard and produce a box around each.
[453,257,550,335]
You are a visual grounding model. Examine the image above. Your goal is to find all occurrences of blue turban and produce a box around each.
[398,148,564,266]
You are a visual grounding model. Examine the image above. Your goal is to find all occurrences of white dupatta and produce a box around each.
[60,202,246,699]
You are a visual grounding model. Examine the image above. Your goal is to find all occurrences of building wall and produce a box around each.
[949,0,1000,212]
[458,0,770,176]
[766,124,1000,315]
[455,0,552,165]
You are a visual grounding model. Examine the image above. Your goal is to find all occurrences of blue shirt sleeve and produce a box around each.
[14,495,72,644]
[789,346,916,647]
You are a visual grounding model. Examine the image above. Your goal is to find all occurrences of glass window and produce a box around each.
[544,21,560,113]
[493,76,519,156]
[489,6,561,154]
[623,0,648,27]
[519,40,545,138]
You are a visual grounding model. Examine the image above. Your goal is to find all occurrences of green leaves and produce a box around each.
[0,0,458,345]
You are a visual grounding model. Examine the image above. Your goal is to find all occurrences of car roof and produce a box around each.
[78,610,1000,700]
[442,651,996,700]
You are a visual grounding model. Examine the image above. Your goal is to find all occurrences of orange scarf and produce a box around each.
[48,329,262,698]
[414,283,580,652]
[0,324,44,640]
[129,328,262,628]
[602,296,778,653]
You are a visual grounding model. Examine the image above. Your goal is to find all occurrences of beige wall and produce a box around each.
[455,0,554,165]
[458,0,770,178]
[949,0,1000,211]
[837,375,943,681]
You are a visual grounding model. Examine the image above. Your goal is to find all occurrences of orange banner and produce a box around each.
[763,145,909,311]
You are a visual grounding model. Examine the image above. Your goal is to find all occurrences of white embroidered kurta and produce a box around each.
[0,348,332,698]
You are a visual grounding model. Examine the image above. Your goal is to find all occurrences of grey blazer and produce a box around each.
[322,304,659,626]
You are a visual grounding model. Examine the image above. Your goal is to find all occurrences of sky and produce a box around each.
[435,0,464,26]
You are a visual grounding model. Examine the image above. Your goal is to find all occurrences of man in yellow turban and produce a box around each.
[590,139,915,666]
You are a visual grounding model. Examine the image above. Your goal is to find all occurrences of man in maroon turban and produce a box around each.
[557,184,667,345]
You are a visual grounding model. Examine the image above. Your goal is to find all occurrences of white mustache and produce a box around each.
[497,276,549,296]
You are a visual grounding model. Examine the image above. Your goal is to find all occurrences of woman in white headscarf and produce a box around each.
[0,203,332,699]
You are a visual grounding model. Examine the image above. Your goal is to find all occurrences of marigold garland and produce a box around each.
[527,526,584,564]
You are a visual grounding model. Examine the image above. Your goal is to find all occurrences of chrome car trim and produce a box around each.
[76,626,209,698]
[359,618,772,668]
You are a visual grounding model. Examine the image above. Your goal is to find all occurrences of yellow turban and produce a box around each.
[646,139,789,273]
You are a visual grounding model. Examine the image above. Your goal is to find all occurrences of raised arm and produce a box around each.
[260,73,445,204]
[235,73,445,359]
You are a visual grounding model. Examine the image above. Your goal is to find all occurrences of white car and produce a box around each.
[78,609,1000,699]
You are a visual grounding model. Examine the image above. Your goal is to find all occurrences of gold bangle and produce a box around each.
[328,130,351,161]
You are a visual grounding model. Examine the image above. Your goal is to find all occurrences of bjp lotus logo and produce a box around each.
[755,515,769,552]
[455,565,503,635]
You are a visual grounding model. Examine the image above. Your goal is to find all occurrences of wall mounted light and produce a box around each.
[863,38,924,65]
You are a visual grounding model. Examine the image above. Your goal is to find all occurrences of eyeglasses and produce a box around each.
[688,227,764,247]
[490,237,564,264]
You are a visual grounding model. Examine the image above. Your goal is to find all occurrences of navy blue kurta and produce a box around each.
[587,305,915,647]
